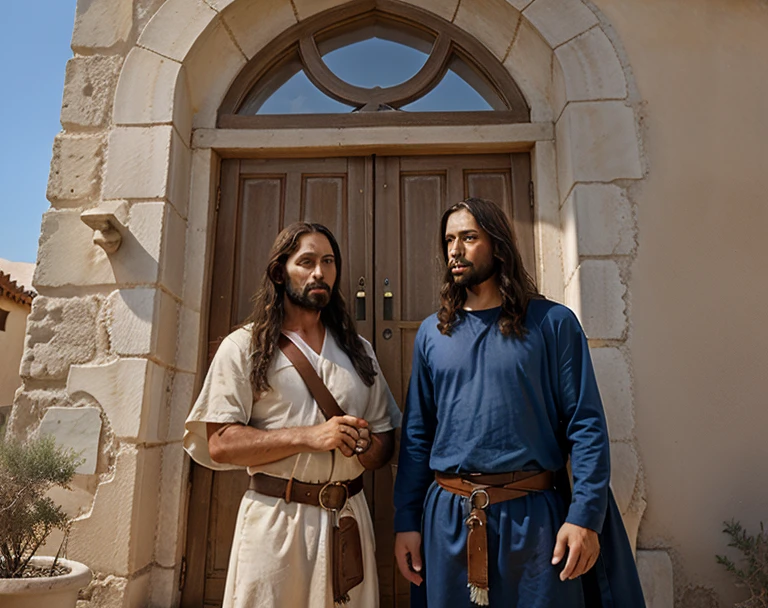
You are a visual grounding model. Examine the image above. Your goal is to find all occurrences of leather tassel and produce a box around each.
[466,507,489,606]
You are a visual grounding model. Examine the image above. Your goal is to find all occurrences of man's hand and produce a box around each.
[394,531,424,586]
[551,523,600,581]
[304,415,368,457]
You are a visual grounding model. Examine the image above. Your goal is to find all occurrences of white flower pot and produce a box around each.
[0,557,91,608]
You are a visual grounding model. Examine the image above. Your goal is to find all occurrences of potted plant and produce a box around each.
[0,434,91,608]
[717,519,768,608]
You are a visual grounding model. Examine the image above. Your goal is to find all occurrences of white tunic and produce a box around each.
[183,325,401,608]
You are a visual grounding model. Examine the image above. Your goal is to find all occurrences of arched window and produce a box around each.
[218,1,529,128]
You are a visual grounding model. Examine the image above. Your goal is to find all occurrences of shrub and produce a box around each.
[0,435,82,578]
[717,519,768,608]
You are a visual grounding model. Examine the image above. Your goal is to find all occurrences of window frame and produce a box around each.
[217,0,530,129]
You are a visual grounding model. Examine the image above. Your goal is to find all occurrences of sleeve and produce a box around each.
[360,339,402,434]
[182,333,255,472]
[393,325,438,533]
[550,307,611,533]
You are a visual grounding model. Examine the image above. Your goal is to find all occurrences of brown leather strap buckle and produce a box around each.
[469,488,490,510]
[318,481,349,512]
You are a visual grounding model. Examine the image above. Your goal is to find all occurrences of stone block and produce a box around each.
[183,149,217,311]
[67,359,169,443]
[21,296,103,381]
[72,0,133,52]
[609,441,638,514]
[561,184,634,280]
[454,0,520,60]
[556,101,643,201]
[168,371,196,442]
[113,47,182,127]
[552,52,567,119]
[398,0,458,21]
[69,445,161,576]
[47,134,104,205]
[187,19,247,129]
[108,288,179,366]
[591,347,634,441]
[530,140,564,301]
[168,129,192,217]
[61,56,122,129]
[149,566,180,608]
[564,260,626,340]
[155,443,189,568]
[104,126,173,201]
[222,0,295,60]
[159,205,187,299]
[176,307,202,373]
[506,0,535,10]
[523,0,598,48]
[135,0,167,35]
[35,209,117,288]
[504,19,553,122]
[554,28,626,102]
[294,0,352,20]
[38,407,102,474]
[637,550,674,608]
[138,0,217,62]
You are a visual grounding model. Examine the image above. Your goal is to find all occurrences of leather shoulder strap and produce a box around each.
[278,334,346,420]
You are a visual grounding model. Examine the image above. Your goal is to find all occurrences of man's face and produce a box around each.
[283,232,338,311]
[444,209,496,288]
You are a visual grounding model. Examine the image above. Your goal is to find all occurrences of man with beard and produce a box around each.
[393,198,645,607]
[184,222,401,608]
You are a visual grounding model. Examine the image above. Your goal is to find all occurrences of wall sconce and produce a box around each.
[80,201,129,255]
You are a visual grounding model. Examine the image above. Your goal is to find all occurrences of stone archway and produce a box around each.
[24,0,653,605]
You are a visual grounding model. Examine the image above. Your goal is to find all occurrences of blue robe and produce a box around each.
[393,300,645,608]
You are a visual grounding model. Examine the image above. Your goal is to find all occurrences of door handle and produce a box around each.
[383,278,394,321]
[355,277,366,321]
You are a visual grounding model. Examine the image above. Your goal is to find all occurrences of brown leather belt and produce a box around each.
[435,471,555,606]
[435,470,555,505]
[248,472,364,511]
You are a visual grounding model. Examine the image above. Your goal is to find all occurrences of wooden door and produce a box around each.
[373,154,533,607]
[182,154,532,607]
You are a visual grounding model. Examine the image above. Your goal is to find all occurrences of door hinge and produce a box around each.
[178,556,187,591]
[215,186,222,213]
[528,181,535,209]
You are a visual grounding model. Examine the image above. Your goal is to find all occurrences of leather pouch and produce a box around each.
[331,515,364,605]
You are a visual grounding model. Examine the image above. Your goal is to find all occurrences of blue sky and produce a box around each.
[0,2,77,263]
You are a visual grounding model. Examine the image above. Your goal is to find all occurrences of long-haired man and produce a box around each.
[393,199,644,607]
[184,222,401,608]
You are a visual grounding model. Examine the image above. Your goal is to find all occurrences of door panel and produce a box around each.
[183,153,532,608]
[374,154,533,606]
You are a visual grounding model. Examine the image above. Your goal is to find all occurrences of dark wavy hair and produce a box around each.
[246,222,376,394]
[437,197,541,337]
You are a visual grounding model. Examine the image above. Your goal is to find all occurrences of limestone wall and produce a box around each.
[0,297,29,409]
[591,0,768,606]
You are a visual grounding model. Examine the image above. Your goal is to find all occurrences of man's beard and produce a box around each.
[449,256,496,288]
[285,277,332,311]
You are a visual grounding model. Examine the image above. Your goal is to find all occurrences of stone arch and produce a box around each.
[82,0,648,604]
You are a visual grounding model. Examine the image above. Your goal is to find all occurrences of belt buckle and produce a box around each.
[318,481,349,512]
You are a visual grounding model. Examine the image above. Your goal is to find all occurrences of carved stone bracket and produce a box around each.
[80,201,129,255]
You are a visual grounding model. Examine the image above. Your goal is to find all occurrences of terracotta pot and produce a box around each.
[0,557,91,608]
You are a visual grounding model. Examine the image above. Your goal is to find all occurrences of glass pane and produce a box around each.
[401,55,507,112]
[323,38,429,89]
[239,67,354,115]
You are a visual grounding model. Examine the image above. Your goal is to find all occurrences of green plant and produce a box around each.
[0,434,82,578]
[717,519,768,608]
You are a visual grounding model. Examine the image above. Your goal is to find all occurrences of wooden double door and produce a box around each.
[182,154,533,607]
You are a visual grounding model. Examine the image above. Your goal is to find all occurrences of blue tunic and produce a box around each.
[393,300,645,608]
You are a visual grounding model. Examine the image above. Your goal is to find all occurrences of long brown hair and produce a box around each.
[437,198,541,337]
[246,222,376,394]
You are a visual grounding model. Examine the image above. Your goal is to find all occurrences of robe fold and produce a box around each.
[393,300,645,608]
[184,326,401,608]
